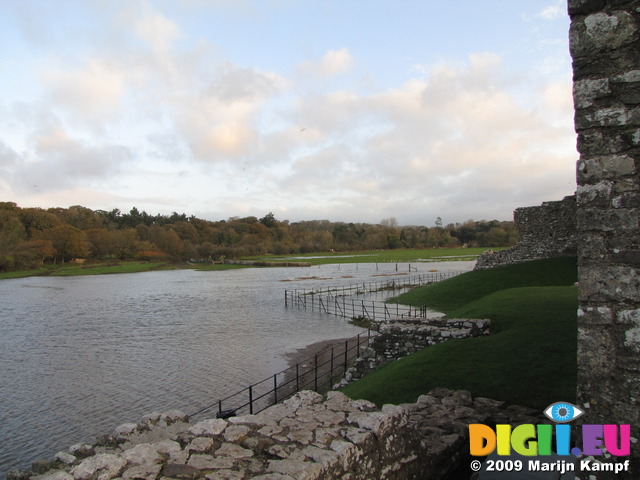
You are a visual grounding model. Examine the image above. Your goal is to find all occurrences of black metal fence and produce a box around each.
[286,271,463,299]
[189,330,374,420]
[285,292,430,321]
[188,270,462,421]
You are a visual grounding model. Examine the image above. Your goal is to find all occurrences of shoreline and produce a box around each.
[283,336,356,368]
[276,333,372,402]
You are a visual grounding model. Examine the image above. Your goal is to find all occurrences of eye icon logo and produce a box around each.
[543,401,584,423]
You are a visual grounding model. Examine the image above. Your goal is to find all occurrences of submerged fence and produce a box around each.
[189,330,374,420]
[188,270,463,421]
[288,271,463,298]
[285,292,430,321]
[285,270,463,322]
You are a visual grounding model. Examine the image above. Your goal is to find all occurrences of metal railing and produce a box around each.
[189,330,374,419]
[285,291,429,321]
[286,271,463,299]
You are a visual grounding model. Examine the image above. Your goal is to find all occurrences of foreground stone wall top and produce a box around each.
[16,389,545,480]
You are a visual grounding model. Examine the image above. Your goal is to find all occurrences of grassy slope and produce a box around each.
[342,257,578,409]
[387,256,577,310]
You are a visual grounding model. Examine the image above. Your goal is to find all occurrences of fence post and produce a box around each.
[357,333,361,358]
[218,399,222,416]
[344,340,349,374]
[249,385,254,414]
[273,374,278,404]
[285,290,288,308]
[330,347,334,384]
[314,354,319,391]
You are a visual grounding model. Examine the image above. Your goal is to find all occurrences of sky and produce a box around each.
[0,0,577,226]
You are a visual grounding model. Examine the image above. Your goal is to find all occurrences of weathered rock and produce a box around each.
[54,452,77,466]
[23,387,550,480]
[281,391,323,409]
[162,463,200,479]
[187,454,234,470]
[68,444,94,459]
[215,443,253,459]
[267,458,323,479]
[188,419,227,437]
[70,453,127,480]
[31,460,51,475]
[121,443,164,465]
[35,470,74,480]
[114,423,138,437]
[121,463,162,480]
[188,437,215,454]
[222,425,251,443]
[161,410,189,425]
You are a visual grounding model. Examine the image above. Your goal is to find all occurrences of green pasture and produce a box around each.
[0,261,174,279]
[342,257,578,409]
[245,247,494,266]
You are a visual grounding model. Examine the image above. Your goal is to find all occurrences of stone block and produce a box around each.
[70,454,127,480]
[187,454,235,470]
[215,443,253,459]
[568,0,607,16]
[570,10,637,57]
[581,264,640,302]
[267,459,323,479]
[574,77,611,109]
[577,181,613,206]
[121,443,164,466]
[577,208,639,231]
[188,418,227,437]
[578,326,617,377]
[578,305,614,324]
[576,127,640,156]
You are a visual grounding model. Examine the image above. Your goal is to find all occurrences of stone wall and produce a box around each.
[569,0,640,478]
[335,318,490,387]
[13,389,543,480]
[474,195,577,270]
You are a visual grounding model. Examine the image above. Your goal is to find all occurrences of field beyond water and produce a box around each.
[0,248,494,279]
[244,247,489,266]
[342,257,578,409]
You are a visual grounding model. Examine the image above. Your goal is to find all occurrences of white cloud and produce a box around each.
[319,48,353,76]
[131,3,181,53]
[261,52,576,223]
[298,48,354,78]
[10,125,132,194]
[537,3,564,21]
[0,2,576,224]
[44,60,126,119]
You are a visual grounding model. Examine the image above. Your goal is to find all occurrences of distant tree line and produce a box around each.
[0,202,517,272]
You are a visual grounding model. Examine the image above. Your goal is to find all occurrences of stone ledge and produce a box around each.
[11,389,545,480]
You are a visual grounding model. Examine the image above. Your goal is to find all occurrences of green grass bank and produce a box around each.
[342,257,578,409]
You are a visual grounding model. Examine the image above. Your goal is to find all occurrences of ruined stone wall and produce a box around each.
[335,318,490,387]
[569,0,640,477]
[474,195,577,270]
[15,389,543,480]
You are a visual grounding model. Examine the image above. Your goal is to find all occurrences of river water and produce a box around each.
[0,261,473,476]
